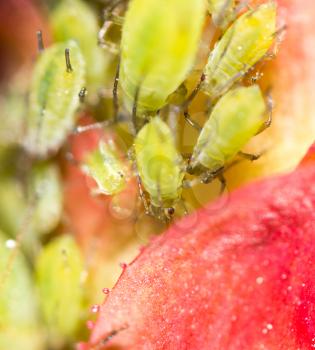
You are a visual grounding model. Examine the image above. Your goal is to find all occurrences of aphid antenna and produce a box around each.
[65,48,73,73]
[36,30,44,53]
[113,57,121,122]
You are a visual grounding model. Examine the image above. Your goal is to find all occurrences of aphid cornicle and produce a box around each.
[24,41,85,158]
[134,117,184,214]
[203,2,276,99]
[119,0,206,114]
[189,85,267,177]
[51,0,107,95]
[208,0,236,29]
[81,139,127,196]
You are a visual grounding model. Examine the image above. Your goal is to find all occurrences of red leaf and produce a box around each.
[88,161,315,349]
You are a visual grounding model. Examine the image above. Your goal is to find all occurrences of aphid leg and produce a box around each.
[78,87,87,103]
[136,174,150,215]
[182,73,206,110]
[183,110,202,131]
[36,30,44,53]
[217,173,227,195]
[113,57,121,122]
[255,90,273,135]
[65,48,73,73]
[132,86,141,134]
[98,0,125,54]
[73,120,114,134]
[180,198,189,216]
[238,151,260,161]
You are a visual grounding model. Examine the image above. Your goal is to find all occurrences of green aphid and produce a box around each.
[203,2,276,99]
[134,117,184,216]
[120,0,206,114]
[0,231,44,350]
[0,162,62,255]
[27,162,63,236]
[189,85,266,176]
[24,41,85,158]
[208,0,236,29]
[81,139,127,196]
[35,235,85,348]
[51,0,109,95]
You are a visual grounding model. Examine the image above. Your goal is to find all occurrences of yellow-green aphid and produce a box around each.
[81,139,127,195]
[51,0,108,95]
[208,0,236,29]
[0,231,44,350]
[134,117,184,209]
[120,0,206,114]
[24,41,85,158]
[190,85,266,173]
[35,235,85,348]
[204,2,276,99]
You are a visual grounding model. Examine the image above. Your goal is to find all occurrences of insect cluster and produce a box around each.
[20,0,278,222]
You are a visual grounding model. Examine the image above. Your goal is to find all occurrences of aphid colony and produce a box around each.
[24,0,277,221]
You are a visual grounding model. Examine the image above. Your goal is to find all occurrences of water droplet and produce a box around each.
[281,273,288,280]
[91,304,100,313]
[120,262,127,269]
[256,276,264,285]
[86,320,95,330]
[102,288,110,294]
[266,323,273,330]
[5,239,17,249]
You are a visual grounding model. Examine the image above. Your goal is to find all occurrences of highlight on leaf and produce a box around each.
[24,40,85,158]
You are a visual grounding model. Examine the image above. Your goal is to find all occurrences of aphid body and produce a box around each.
[24,41,85,158]
[120,0,206,113]
[189,85,266,173]
[81,139,127,195]
[51,0,107,94]
[203,2,276,99]
[134,117,184,209]
[208,0,236,29]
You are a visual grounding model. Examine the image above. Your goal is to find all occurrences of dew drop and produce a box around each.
[256,276,264,285]
[120,262,127,269]
[86,320,95,330]
[5,239,17,249]
[91,304,100,313]
[102,288,110,295]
